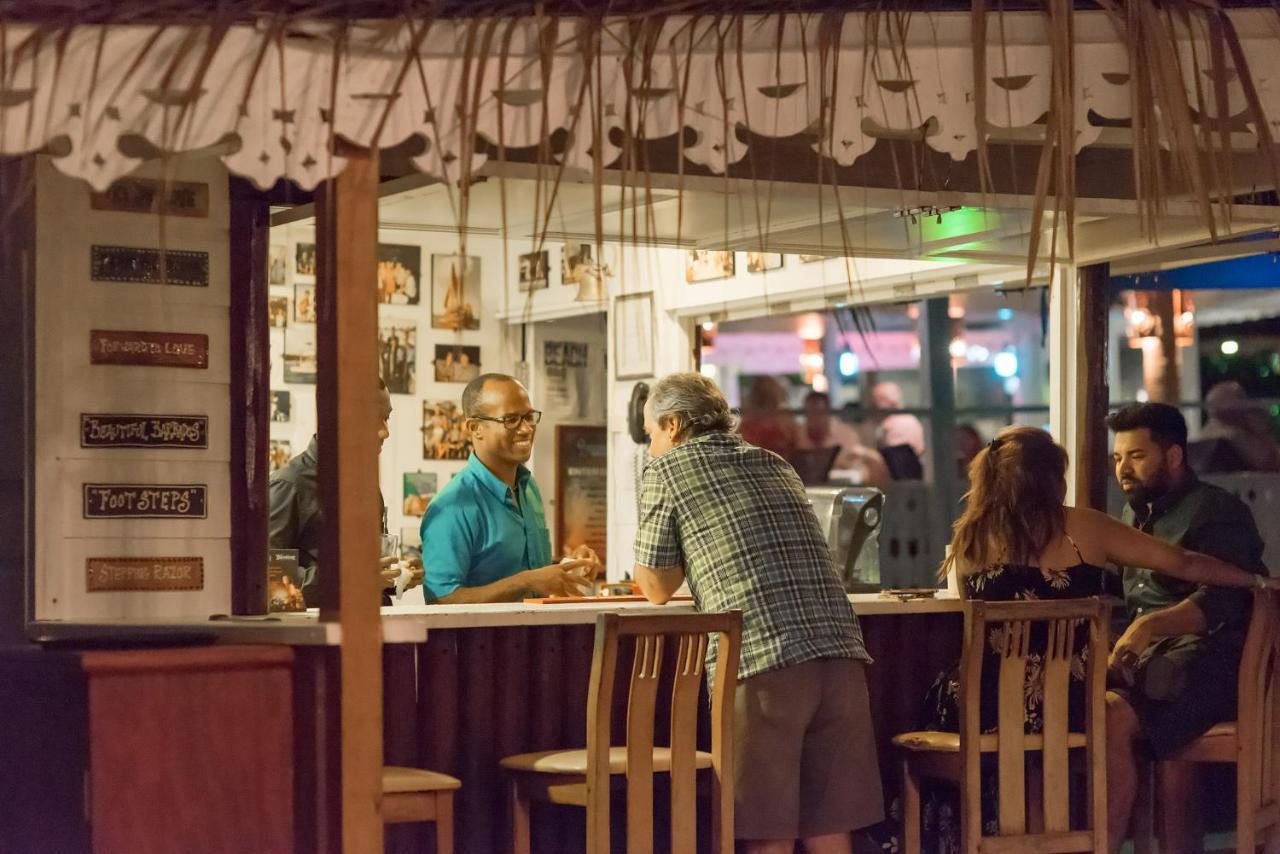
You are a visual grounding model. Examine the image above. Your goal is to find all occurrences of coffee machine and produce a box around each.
[806,486,884,593]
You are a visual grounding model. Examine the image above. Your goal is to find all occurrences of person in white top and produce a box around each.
[871,381,926,458]
[795,391,890,488]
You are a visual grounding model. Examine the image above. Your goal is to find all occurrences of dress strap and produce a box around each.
[1064,532,1085,565]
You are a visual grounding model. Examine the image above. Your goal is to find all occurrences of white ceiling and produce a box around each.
[370,169,1280,282]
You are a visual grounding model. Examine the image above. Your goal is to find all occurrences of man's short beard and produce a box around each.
[1125,468,1172,503]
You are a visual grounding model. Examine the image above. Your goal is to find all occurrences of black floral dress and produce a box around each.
[917,559,1107,853]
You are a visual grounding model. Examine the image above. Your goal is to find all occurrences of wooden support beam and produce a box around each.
[1050,262,1112,510]
[921,295,959,588]
[0,156,36,642]
[316,148,384,853]
[228,179,271,615]
[1078,264,1111,512]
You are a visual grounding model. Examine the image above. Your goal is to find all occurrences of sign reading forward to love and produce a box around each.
[82,484,208,519]
[80,414,208,449]
[89,330,209,369]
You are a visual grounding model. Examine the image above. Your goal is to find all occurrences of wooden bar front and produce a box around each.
[379,600,965,854]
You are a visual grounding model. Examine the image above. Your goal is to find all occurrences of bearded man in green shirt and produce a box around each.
[1105,402,1268,852]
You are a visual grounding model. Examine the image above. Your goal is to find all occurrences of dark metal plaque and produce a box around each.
[90,245,210,287]
[82,484,208,519]
[80,414,208,449]
[86,557,204,592]
[90,178,209,218]
[89,330,209,369]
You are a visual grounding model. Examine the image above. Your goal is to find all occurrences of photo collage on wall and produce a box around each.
[268,230,487,548]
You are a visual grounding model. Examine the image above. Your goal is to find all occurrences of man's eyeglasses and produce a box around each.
[470,410,543,430]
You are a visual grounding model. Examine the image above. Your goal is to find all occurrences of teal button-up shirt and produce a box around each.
[421,454,553,599]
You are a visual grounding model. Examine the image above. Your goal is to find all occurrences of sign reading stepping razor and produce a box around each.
[90,330,209,369]
[91,245,210,287]
[81,414,208,449]
[83,484,207,519]
[86,557,204,592]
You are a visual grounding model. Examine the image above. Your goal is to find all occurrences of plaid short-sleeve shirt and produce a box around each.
[634,431,870,682]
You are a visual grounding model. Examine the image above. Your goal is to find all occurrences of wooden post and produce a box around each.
[921,296,959,587]
[1078,263,1111,511]
[0,156,35,642]
[316,147,384,853]
[228,179,271,615]
[1050,263,1111,510]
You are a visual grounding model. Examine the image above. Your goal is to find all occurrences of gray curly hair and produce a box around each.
[649,372,738,441]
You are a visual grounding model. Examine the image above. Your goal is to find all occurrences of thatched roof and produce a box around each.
[2,2,1277,276]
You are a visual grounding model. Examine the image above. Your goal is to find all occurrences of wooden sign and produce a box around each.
[91,245,210,287]
[80,414,208,449]
[86,557,204,592]
[90,330,209,369]
[90,178,209,218]
[83,484,208,519]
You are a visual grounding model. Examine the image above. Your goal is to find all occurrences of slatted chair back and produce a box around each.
[1237,590,1280,836]
[958,598,1108,853]
[583,610,742,854]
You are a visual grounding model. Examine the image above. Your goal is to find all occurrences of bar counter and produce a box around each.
[24,594,963,853]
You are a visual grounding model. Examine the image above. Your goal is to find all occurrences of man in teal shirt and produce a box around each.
[421,373,599,603]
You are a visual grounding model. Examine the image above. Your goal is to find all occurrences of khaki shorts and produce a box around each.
[733,657,884,840]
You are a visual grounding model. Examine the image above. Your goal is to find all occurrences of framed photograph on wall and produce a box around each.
[746,252,784,272]
[433,344,480,383]
[268,245,288,284]
[268,296,289,328]
[377,319,418,395]
[377,243,421,305]
[270,390,291,423]
[294,284,316,323]
[685,250,735,283]
[295,242,317,277]
[431,254,481,330]
[614,292,655,380]
[518,250,550,292]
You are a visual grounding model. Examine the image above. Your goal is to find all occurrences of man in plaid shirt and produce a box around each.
[633,372,882,854]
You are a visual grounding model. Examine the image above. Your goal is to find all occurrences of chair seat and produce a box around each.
[1168,721,1238,763]
[382,766,462,794]
[500,746,713,776]
[893,730,1088,753]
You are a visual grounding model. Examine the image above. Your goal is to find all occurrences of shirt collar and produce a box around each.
[303,435,319,467]
[1131,468,1199,524]
[465,453,530,502]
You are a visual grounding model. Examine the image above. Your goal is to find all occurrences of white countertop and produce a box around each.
[29,593,962,645]
[381,592,962,628]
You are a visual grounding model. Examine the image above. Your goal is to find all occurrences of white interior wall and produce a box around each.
[268,222,514,605]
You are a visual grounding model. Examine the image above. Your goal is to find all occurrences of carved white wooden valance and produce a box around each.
[1,10,1277,192]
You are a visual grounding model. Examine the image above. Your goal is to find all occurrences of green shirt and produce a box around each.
[634,431,870,683]
[420,454,552,599]
[1120,471,1267,632]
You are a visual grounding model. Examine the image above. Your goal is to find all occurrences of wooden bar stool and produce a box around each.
[894,598,1109,853]
[380,766,461,854]
[1133,589,1280,854]
[500,610,742,854]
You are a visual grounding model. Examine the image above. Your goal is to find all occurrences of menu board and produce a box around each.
[555,425,608,565]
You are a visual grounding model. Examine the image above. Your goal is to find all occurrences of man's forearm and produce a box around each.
[436,571,536,604]
[1136,598,1207,641]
